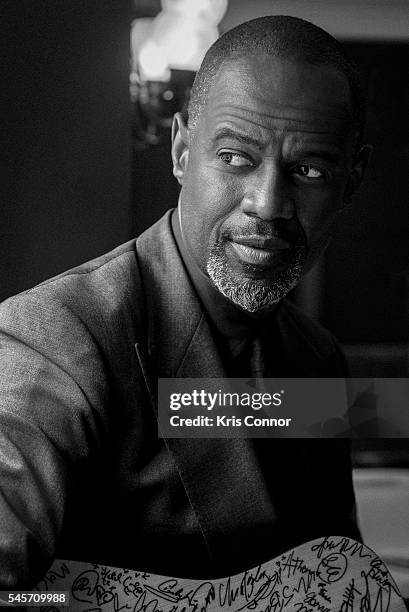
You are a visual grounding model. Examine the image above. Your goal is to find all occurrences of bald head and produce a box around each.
[185,15,366,144]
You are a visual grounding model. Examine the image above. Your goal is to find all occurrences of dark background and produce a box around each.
[1,1,131,302]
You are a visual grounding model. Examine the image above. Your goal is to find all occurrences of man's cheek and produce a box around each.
[299,194,341,229]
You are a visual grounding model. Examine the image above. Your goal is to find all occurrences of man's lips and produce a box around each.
[228,235,293,267]
[231,235,292,250]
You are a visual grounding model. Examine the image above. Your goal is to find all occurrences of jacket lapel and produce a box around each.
[134,211,277,566]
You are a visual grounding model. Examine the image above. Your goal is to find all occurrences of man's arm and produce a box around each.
[0,288,108,588]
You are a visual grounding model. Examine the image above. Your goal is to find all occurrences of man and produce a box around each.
[0,16,370,588]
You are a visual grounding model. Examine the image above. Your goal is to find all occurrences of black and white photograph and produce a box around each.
[1,0,409,609]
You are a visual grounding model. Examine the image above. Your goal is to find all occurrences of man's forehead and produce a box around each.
[201,54,353,138]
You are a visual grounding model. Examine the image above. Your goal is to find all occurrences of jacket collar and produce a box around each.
[136,209,226,379]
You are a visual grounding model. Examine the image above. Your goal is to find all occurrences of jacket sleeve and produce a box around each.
[0,287,109,588]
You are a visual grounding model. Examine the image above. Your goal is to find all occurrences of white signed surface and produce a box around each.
[31,536,406,612]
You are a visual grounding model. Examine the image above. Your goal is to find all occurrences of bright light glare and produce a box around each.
[164,27,202,69]
[133,0,228,79]
[139,41,170,81]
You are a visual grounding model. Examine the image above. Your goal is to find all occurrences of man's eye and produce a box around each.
[293,164,325,179]
[219,152,253,167]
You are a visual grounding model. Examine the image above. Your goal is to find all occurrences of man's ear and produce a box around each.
[171,112,190,185]
[341,144,373,209]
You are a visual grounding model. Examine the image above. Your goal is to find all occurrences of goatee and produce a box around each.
[207,235,306,313]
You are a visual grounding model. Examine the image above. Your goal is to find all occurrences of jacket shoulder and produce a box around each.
[0,239,141,332]
[24,238,139,297]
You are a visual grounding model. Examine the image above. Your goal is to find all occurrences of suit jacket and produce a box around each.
[0,210,359,588]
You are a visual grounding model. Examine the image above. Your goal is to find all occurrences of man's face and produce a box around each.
[172,54,366,313]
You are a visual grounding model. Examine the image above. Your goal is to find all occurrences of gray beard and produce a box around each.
[207,241,306,313]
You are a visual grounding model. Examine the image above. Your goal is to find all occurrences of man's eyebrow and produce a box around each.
[212,128,343,161]
[212,127,262,148]
[293,148,341,164]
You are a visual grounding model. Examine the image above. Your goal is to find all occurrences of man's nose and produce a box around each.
[241,163,295,221]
